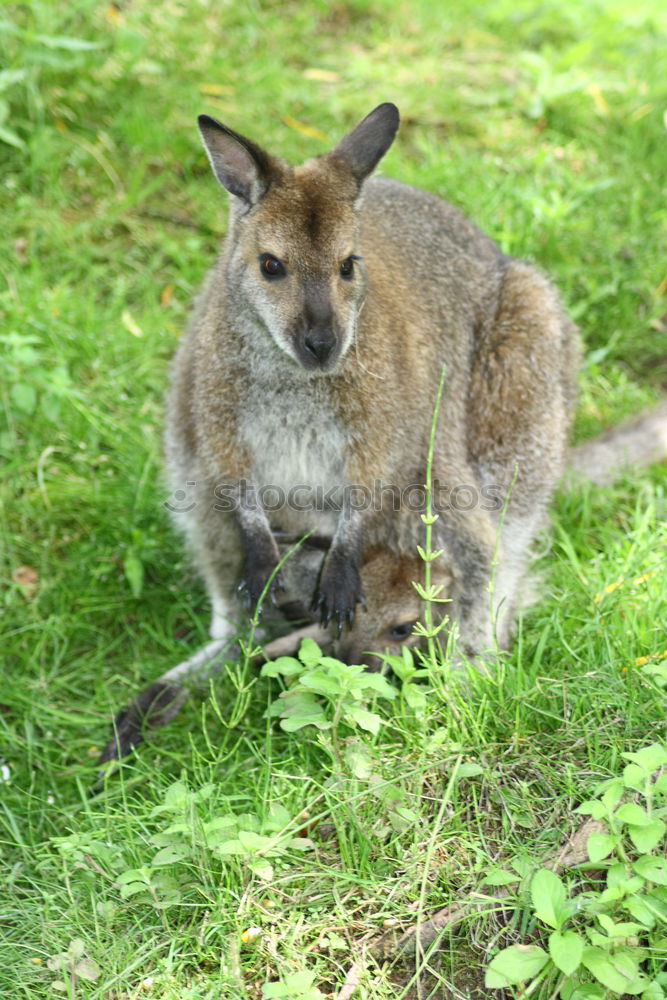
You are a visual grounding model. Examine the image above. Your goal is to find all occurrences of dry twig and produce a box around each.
[335,818,606,998]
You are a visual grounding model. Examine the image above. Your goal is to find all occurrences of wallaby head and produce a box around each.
[335,548,453,670]
[197,103,399,373]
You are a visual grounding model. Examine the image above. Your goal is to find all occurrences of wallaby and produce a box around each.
[102,403,667,762]
[166,102,579,659]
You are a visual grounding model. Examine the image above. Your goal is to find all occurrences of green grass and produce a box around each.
[1,1,666,997]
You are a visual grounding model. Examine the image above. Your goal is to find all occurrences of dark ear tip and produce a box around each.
[373,102,400,128]
[198,112,225,133]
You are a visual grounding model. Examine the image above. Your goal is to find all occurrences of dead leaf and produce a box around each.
[121,309,143,338]
[303,68,340,83]
[199,83,233,97]
[586,83,609,116]
[12,566,39,600]
[106,4,122,25]
[281,115,328,141]
[160,284,174,307]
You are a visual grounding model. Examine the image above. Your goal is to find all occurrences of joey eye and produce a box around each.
[339,255,358,280]
[259,254,286,279]
[387,621,417,642]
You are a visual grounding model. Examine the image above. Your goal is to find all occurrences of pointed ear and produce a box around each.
[331,103,400,185]
[197,114,272,205]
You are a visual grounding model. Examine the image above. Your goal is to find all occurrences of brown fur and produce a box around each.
[335,548,452,670]
[166,103,578,655]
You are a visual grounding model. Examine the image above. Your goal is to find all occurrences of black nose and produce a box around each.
[304,334,335,365]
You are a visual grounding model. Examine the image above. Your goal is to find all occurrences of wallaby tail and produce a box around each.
[98,623,327,767]
[565,401,667,489]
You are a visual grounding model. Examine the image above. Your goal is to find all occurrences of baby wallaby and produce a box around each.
[166,102,578,657]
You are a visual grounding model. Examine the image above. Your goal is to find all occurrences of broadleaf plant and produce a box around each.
[485,742,667,998]
[261,638,397,747]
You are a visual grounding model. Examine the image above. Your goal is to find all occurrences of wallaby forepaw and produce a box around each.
[314,557,363,635]
[238,566,284,611]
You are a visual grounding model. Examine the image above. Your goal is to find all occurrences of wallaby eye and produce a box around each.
[339,256,358,280]
[259,254,286,279]
[387,620,417,642]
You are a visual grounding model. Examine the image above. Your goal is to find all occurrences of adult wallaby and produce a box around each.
[166,102,578,657]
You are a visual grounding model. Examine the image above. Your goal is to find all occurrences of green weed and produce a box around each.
[485,742,667,998]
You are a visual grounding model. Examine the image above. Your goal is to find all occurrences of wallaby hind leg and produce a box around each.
[433,511,498,658]
[173,494,244,640]
[466,259,578,648]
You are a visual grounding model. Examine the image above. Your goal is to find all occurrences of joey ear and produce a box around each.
[331,103,400,186]
[197,114,272,205]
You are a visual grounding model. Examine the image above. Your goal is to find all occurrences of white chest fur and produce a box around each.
[238,381,348,532]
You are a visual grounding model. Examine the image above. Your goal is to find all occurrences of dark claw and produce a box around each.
[238,566,283,611]
[315,553,363,634]
[312,593,331,629]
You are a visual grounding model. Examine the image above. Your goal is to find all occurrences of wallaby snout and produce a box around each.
[297,282,340,371]
[301,329,337,369]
